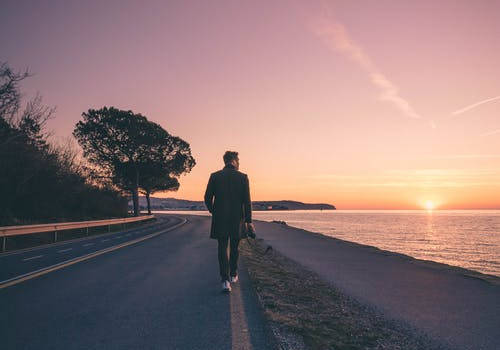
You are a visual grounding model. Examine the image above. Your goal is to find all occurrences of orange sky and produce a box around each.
[2,0,499,209]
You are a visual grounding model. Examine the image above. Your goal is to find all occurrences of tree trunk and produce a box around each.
[132,166,140,216]
[146,191,151,215]
[132,187,139,216]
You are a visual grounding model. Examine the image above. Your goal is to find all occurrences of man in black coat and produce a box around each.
[204,151,255,292]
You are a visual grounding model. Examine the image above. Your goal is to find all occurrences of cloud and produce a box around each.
[351,181,498,188]
[310,16,420,119]
[304,168,500,188]
[481,129,500,137]
[452,95,500,116]
[370,73,420,119]
[430,154,500,159]
[386,168,499,177]
[308,168,499,179]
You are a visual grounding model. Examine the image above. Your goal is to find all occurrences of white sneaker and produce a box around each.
[222,280,231,292]
[230,275,238,283]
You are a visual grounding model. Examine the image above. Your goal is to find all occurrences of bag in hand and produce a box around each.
[240,221,256,239]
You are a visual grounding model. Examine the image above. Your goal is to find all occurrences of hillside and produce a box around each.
[135,197,335,211]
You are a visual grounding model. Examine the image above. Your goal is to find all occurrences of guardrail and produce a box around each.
[0,215,155,252]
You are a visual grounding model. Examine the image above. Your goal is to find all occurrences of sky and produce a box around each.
[1,0,499,209]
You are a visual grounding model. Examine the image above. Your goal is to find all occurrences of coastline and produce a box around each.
[240,237,443,350]
[156,209,500,278]
[266,220,500,285]
[244,218,500,350]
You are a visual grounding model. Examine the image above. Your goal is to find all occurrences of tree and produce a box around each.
[73,107,153,216]
[138,160,180,214]
[0,63,56,222]
[138,135,196,214]
[0,62,30,120]
[73,107,195,216]
[0,63,127,225]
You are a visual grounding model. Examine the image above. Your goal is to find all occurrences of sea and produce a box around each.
[158,210,500,277]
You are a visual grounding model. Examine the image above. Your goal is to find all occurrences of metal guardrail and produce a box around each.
[0,215,155,252]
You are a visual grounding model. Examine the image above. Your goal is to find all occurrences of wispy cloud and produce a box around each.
[386,168,499,177]
[481,129,500,137]
[304,169,500,188]
[430,154,500,159]
[310,15,420,119]
[452,95,500,116]
[307,168,499,179]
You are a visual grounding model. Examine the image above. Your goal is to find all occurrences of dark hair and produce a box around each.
[223,151,239,165]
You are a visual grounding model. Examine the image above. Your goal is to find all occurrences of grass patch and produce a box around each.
[240,238,444,350]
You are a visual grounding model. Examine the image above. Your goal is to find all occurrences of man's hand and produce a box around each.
[246,223,256,238]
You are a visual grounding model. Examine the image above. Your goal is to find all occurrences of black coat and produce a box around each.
[204,164,252,240]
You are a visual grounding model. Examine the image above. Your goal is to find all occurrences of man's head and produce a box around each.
[223,151,239,170]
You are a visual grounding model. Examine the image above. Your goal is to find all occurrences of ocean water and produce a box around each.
[159,210,500,277]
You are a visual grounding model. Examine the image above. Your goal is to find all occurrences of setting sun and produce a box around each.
[425,200,435,210]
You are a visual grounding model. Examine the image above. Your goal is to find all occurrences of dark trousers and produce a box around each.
[217,233,240,282]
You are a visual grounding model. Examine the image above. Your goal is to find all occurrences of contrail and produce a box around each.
[452,95,500,116]
[310,14,420,119]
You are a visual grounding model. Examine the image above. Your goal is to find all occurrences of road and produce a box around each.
[0,214,276,350]
[0,216,182,283]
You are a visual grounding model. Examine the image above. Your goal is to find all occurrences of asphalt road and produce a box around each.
[0,214,275,350]
[0,216,182,282]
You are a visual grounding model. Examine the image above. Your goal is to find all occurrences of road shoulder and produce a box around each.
[240,238,445,350]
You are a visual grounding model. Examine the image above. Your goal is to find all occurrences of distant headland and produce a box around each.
[135,197,335,211]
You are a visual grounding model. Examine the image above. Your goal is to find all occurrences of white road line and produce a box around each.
[22,255,44,262]
[83,243,94,247]
[102,239,110,242]
[0,218,187,290]
[58,248,73,253]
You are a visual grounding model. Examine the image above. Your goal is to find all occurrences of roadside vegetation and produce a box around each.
[240,238,443,350]
[0,63,127,225]
[0,62,195,225]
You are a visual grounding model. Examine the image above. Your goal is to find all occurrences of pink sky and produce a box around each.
[2,0,499,209]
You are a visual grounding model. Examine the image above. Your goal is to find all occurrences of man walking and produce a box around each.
[204,151,255,293]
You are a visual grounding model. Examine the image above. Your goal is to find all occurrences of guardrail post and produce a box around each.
[2,236,6,252]
[54,230,58,243]
[107,224,110,232]
[86,226,89,236]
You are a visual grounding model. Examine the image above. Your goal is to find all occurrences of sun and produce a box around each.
[425,200,435,210]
